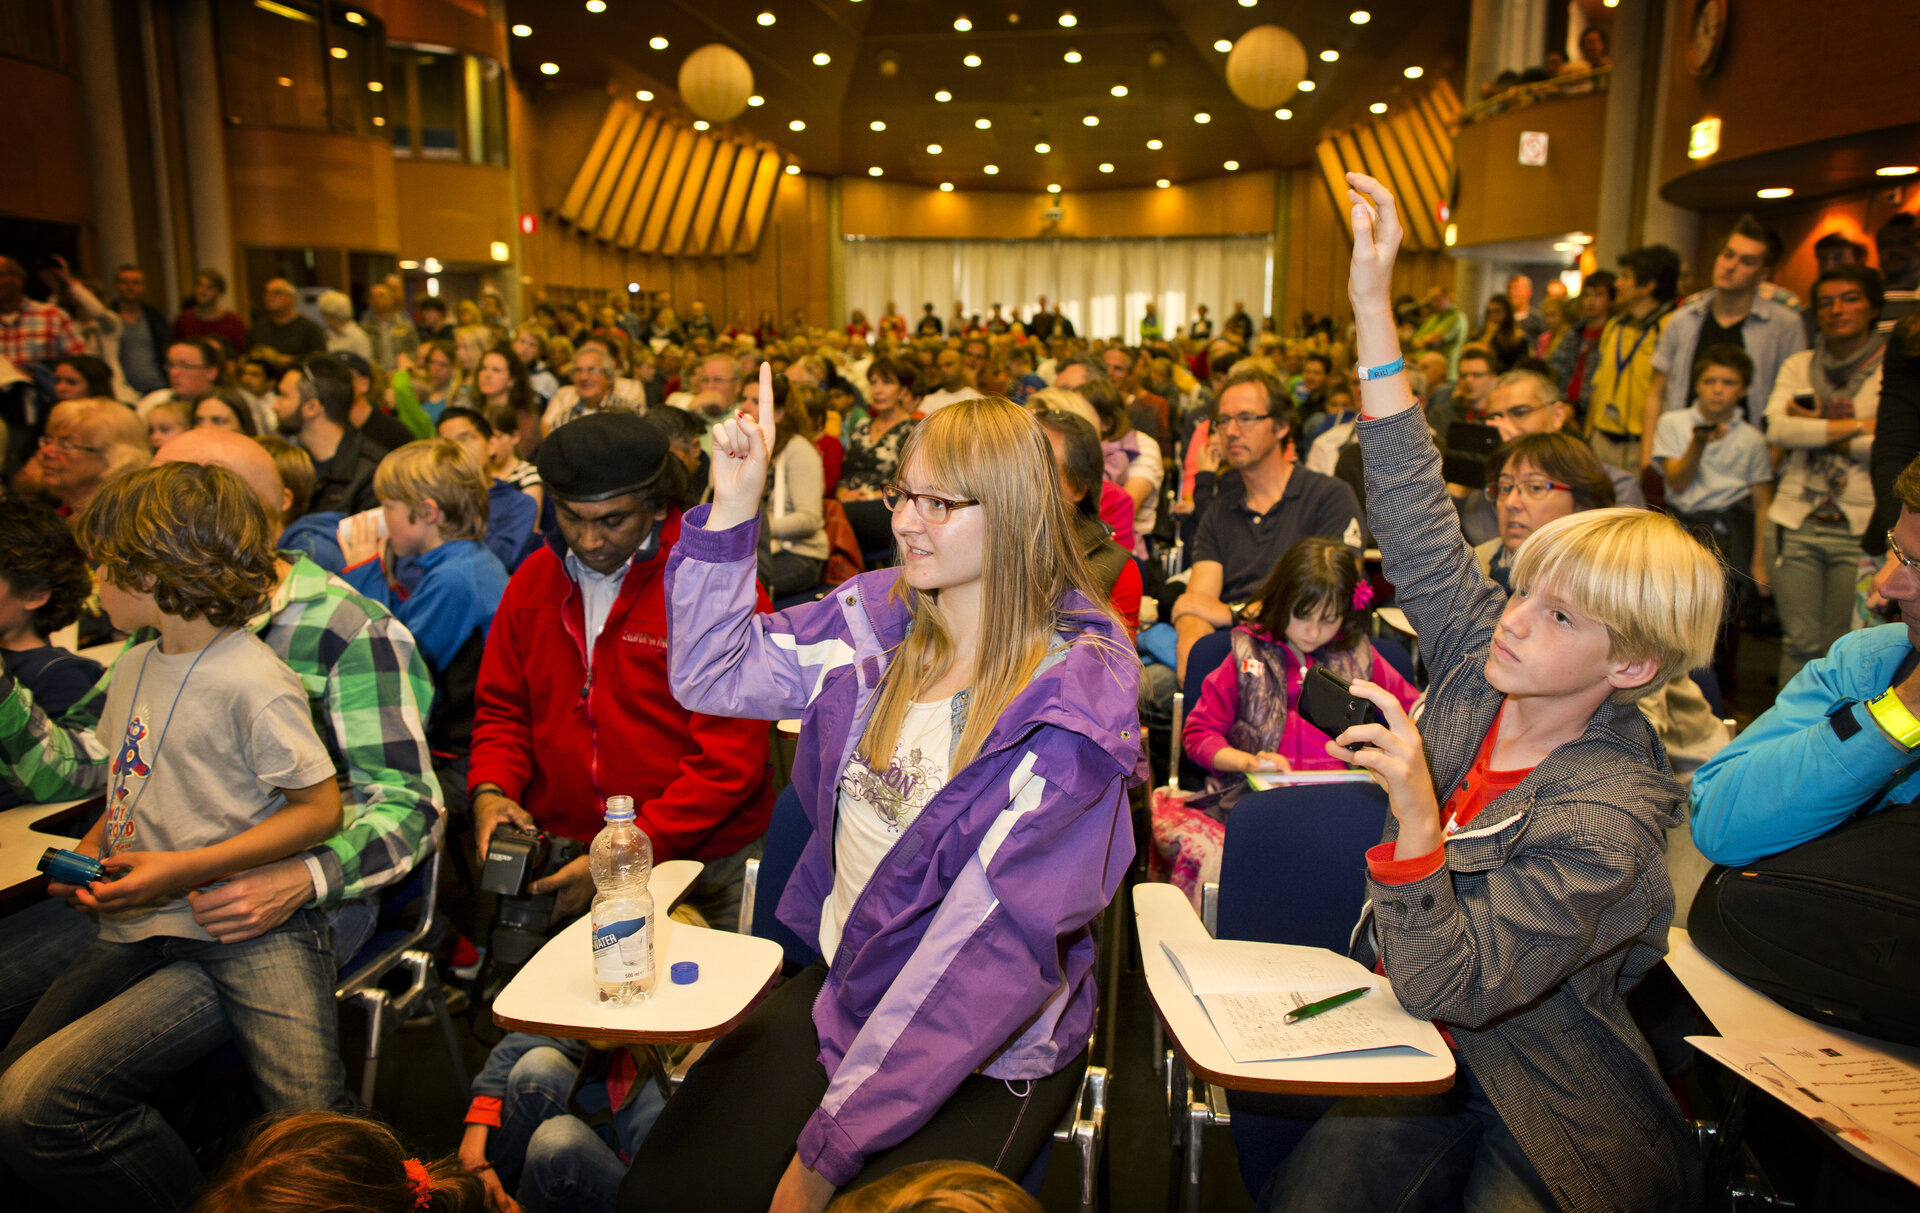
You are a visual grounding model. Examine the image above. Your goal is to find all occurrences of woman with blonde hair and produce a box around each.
[633,389,1140,1213]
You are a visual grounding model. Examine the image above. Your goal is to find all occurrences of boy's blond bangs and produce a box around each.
[1509,507,1722,701]
[373,439,490,543]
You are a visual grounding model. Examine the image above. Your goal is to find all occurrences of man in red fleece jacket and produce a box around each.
[469,411,773,930]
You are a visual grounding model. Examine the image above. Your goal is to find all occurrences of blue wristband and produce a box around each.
[1356,355,1405,381]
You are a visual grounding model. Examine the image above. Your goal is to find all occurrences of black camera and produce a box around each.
[484,826,584,967]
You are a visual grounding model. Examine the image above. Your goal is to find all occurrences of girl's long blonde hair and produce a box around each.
[858,397,1125,773]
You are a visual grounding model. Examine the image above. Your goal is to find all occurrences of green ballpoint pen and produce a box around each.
[1285,986,1371,1024]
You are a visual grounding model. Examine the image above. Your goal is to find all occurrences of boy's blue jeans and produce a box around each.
[1257,1061,1556,1213]
[0,906,356,1212]
[492,1045,665,1213]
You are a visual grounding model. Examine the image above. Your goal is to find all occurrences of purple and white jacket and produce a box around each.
[665,506,1141,1186]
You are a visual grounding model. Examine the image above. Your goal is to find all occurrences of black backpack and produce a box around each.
[1688,803,1920,1046]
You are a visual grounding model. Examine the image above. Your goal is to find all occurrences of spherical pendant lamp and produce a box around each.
[678,43,754,122]
[1225,26,1308,110]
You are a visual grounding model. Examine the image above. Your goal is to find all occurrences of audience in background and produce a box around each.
[1587,243,1681,471]
[273,357,383,516]
[171,268,249,354]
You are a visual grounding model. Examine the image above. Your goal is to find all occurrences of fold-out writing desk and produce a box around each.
[0,797,101,898]
[493,860,783,1059]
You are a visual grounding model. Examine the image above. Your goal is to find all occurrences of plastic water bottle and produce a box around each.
[589,795,656,1004]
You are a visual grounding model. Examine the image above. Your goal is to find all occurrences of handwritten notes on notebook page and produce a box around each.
[1160,937,1439,1064]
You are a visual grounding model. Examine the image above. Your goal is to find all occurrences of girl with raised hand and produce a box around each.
[634,372,1140,1213]
[1258,173,1720,1212]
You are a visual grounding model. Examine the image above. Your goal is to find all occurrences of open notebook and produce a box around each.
[1161,935,1442,1063]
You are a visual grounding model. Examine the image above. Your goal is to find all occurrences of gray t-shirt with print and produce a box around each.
[97,629,336,943]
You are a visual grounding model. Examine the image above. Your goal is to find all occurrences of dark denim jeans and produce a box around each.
[494,1045,664,1213]
[0,899,373,1212]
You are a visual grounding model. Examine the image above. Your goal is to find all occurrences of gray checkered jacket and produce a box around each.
[1354,407,1702,1212]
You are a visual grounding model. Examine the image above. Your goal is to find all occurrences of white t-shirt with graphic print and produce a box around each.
[819,695,954,963]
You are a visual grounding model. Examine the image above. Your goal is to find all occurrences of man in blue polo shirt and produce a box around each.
[1170,366,1362,682]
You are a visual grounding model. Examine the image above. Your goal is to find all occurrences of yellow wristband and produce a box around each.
[1866,689,1920,749]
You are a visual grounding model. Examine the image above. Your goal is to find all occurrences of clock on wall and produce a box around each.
[1685,0,1728,77]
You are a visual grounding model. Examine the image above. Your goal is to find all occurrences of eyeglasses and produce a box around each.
[39,434,103,457]
[1484,403,1539,425]
[1814,291,1869,312]
[1487,477,1572,501]
[1217,411,1272,431]
[881,484,981,524]
[1886,530,1920,579]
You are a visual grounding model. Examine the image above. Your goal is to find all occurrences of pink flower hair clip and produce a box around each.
[1350,580,1375,611]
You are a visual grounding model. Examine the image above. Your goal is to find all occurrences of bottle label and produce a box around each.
[591,915,653,983]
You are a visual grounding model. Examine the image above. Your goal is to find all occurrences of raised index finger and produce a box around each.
[758,361,775,439]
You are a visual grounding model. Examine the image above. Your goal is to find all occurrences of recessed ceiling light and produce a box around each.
[1298,79,1316,91]
[1047,183,1061,193]
[1099,162,1114,172]
[367,80,383,92]
[1082,114,1099,126]
[963,53,981,67]
[1553,242,1578,252]
[1756,187,1793,198]
[1878,166,1920,177]
[637,90,654,101]
[1404,65,1424,79]
[1320,49,1339,62]
[789,118,806,131]
[954,15,972,31]
[372,115,385,126]
[1156,178,1171,188]
[935,90,952,102]
[1193,111,1211,123]
[1569,233,1594,243]
[585,0,605,11]
[1058,11,1077,27]
[1239,0,1256,6]
[1350,9,1371,22]
[757,11,775,25]
[813,52,831,66]
[927,143,943,153]
[1111,83,1128,97]
[330,46,348,59]
[1274,108,1292,120]
[984,163,999,174]
[940,181,955,191]
[693,120,710,130]
[975,116,992,129]
[276,76,292,86]
[649,36,668,50]
[1224,160,1239,171]
[785,164,800,174]
[1064,49,1082,63]
[511,24,532,37]
[344,10,366,24]
[1369,102,1388,114]
[747,94,763,106]
[1035,141,1051,153]
[869,166,883,176]
[1146,138,1163,149]
[1214,39,1232,53]
[540,62,559,75]
[871,118,887,130]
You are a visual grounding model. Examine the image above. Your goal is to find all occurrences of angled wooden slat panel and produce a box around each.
[709,145,763,254]
[733,147,783,254]
[1332,130,1370,226]
[1315,139,1355,239]
[1385,110,1447,222]
[1355,124,1431,250]
[638,127,697,254]
[597,114,662,243]
[579,106,644,236]
[559,100,630,225]
[661,134,717,256]
[1414,91,1455,172]
[617,118,682,249]
[1406,93,1453,185]
[1378,113,1444,250]
[1428,78,1463,123]
[687,140,739,256]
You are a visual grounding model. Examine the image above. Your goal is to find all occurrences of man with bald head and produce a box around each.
[247,277,327,372]
[1455,367,1644,544]
[0,425,442,1206]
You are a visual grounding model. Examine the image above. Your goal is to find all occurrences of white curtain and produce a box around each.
[843,236,1273,342]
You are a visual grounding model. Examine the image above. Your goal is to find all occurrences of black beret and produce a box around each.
[537,411,671,502]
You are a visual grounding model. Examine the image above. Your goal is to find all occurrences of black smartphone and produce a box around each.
[1297,665,1385,746]
[1442,421,1501,489]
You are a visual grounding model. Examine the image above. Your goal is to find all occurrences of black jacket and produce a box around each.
[309,426,387,516]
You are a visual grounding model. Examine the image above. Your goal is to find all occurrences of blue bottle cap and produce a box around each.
[671,961,699,985]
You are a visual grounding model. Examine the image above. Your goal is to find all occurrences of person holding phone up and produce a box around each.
[1257,173,1723,1213]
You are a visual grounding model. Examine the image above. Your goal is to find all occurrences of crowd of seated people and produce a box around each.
[0,174,1918,1213]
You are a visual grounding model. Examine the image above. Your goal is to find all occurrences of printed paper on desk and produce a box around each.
[1245,769,1374,792]
[1688,1036,1920,1185]
[1162,937,1376,996]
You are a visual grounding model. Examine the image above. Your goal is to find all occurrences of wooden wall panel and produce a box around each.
[618,119,680,248]
[660,135,716,256]
[559,101,629,225]
[735,150,784,254]
[1450,91,1606,247]
[579,106,644,236]
[638,127,697,254]
[0,61,90,225]
[395,160,515,264]
[711,147,764,253]
[597,115,661,243]
[840,174,1276,239]
[226,129,400,252]
[1280,166,1454,334]
[686,141,738,256]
